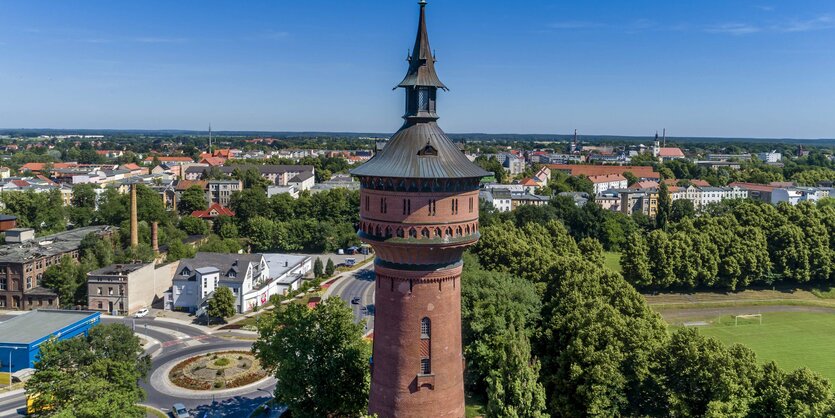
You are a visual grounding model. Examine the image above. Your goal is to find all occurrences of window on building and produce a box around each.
[25,277,31,289]
[420,358,431,375]
[97,287,102,295]
[417,87,430,111]
[421,317,431,339]
[97,301,103,309]
[469,197,474,213]
[0,298,5,307]
[420,317,431,375]
[0,279,5,291]
[108,287,113,295]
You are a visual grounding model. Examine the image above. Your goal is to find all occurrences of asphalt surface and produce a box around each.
[0,315,271,418]
[327,264,376,333]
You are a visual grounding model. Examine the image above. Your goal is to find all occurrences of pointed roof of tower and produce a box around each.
[397,1,447,90]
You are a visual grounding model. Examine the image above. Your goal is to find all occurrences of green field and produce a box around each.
[603,251,621,273]
[692,312,835,383]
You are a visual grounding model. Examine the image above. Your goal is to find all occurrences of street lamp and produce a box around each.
[0,346,20,387]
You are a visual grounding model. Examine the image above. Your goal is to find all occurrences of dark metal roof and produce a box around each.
[350,121,489,179]
[397,1,447,90]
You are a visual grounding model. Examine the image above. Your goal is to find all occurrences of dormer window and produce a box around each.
[180,268,190,276]
[417,143,438,156]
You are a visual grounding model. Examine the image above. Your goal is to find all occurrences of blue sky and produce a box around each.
[2,1,835,138]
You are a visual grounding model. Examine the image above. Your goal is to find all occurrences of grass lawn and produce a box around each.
[465,392,486,418]
[603,251,621,273]
[687,312,835,383]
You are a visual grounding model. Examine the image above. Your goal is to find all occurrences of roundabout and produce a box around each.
[168,350,268,391]
[150,345,276,400]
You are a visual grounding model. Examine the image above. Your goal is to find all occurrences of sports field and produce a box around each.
[689,311,835,383]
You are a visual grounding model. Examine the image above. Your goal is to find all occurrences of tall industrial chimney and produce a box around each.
[130,184,139,248]
[151,221,159,255]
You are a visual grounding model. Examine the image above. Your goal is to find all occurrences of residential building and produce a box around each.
[501,154,525,176]
[545,164,659,180]
[706,153,752,162]
[207,179,242,206]
[262,254,313,297]
[479,189,512,212]
[183,165,315,186]
[729,182,775,203]
[771,187,831,205]
[588,173,627,195]
[168,253,269,314]
[87,262,171,315]
[0,226,114,310]
[510,192,549,210]
[757,150,782,163]
[191,203,235,220]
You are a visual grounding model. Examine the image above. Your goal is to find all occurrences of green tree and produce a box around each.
[207,286,237,324]
[486,327,547,418]
[178,185,207,214]
[656,182,671,230]
[25,323,150,417]
[178,216,210,235]
[577,237,605,266]
[253,298,370,418]
[41,255,81,307]
[230,188,269,222]
[71,183,97,209]
[620,231,652,287]
[313,257,324,278]
[670,199,696,222]
[325,258,335,276]
[461,257,541,395]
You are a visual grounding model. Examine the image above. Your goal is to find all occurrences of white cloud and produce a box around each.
[705,23,762,35]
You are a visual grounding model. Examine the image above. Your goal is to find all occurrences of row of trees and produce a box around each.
[622,199,835,290]
[467,220,835,417]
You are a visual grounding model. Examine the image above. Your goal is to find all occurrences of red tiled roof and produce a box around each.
[520,177,539,186]
[691,179,710,187]
[143,156,194,163]
[175,180,208,191]
[546,164,659,179]
[729,182,775,193]
[630,180,659,189]
[11,180,30,187]
[121,163,142,171]
[587,174,626,184]
[191,203,235,219]
[659,147,685,158]
[20,162,77,171]
[200,157,226,166]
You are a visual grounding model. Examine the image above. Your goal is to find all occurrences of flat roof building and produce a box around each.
[0,310,100,373]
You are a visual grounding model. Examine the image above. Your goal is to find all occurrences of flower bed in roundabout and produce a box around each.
[168,350,268,390]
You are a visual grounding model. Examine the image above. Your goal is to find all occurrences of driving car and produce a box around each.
[172,403,190,418]
[134,307,149,318]
[351,297,361,305]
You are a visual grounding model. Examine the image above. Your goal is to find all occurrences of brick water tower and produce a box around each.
[350,1,490,417]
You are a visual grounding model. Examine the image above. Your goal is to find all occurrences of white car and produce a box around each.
[133,308,149,318]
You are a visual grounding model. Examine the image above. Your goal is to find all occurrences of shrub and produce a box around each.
[214,357,231,367]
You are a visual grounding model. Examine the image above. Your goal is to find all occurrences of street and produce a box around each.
[325,262,376,333]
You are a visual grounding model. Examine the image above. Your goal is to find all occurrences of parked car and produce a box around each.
[133,308,149,318]
[172,403,190,418]
[345,258,356,267]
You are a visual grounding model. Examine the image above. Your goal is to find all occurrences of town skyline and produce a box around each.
[4,0,835,138]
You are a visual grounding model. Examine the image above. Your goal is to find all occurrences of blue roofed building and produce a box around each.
[0,309,100,374]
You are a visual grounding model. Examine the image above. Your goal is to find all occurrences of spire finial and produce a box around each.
[419,0,427,5]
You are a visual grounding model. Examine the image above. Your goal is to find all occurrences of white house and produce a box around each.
[169,253,269,314]
[262,254,313,297]
[588,174,628,195]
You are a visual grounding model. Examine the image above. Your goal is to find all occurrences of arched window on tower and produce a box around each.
[420,317,431,375]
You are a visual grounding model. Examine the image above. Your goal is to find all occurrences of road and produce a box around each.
[326,263,376,333]
[0,315,272,417]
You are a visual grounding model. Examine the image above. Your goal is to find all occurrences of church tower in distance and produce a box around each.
[350,1,490,417]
